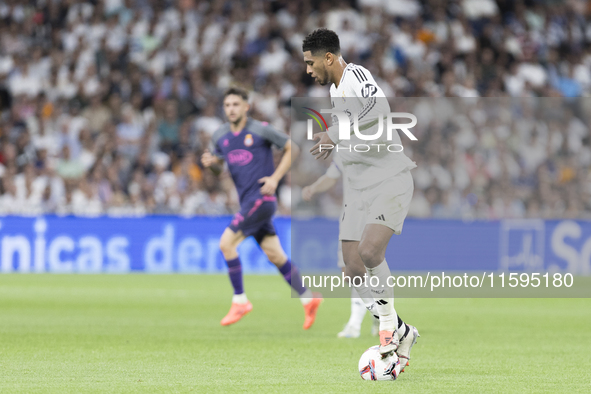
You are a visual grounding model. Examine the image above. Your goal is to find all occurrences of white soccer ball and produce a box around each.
[358,345,400,381]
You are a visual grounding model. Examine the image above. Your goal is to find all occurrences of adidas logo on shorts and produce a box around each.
[375,214,385,221]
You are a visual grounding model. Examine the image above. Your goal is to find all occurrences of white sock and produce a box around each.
[232,293,248,304]
[300,288,313,305]
[353,280,376,310]
[366,260,397,332]
[346,287,367,330]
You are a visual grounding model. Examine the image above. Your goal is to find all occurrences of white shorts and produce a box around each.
[339,169,414,242]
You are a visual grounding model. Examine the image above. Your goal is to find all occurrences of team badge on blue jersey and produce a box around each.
[244,133,253,147]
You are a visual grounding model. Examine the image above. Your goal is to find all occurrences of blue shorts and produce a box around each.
[228,196,277,243]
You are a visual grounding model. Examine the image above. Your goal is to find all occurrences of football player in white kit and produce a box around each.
[302,28,419,372]
[302,153,380,338]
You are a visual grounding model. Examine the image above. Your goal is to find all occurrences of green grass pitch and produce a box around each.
[0,274,590,393]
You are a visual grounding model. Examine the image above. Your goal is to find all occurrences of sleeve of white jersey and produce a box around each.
[325,161,341,179]
[326,65,390,144]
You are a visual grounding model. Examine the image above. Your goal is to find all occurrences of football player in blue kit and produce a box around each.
[201,87,322,329]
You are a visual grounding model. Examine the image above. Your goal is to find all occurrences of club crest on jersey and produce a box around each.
[244,133,253,147]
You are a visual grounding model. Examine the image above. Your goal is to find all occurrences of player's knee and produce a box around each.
[264,249,287,266]
[357,241,382,267]
[219,238,236,258]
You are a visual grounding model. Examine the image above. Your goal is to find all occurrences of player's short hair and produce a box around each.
[302,28,341,56]
[223,87,249,101]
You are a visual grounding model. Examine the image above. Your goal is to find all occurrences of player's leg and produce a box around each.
[358,223,400,353]
[337,240,368,338]
[337,266,369,338]
[360,170,420,363]
[339,239,378,337]
[219,227,252,326]
[258,233,311,299]
[258,234,322,330]
[339,188,380,322]
[342,240,379,319]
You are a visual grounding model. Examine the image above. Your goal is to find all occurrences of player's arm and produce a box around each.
[201,130,226,175]
[201,149,224,175]
[310,131,335,160]
[302,174,338,201]
[259,139,298,195]
[302,162,340,201]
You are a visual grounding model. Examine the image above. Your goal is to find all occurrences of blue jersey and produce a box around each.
[210,118,288,206]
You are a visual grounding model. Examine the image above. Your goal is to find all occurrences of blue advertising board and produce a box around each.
[0,216,287,274]
[0,216,590,274]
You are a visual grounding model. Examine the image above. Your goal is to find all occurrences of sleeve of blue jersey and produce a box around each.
[209,136,224,159]
[260,122,289,149]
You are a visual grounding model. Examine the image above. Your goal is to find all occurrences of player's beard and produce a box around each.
[231,115,243,126]
[318,71,329,86]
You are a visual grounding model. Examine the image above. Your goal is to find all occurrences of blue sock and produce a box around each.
[279,260,306,296]
[226,257,243,294]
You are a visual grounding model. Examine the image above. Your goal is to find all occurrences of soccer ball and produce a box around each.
[358,345,400,381]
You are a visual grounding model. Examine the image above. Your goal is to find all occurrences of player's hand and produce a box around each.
[302,186,314,201]
[310,132,334,160]
[258,176,278,196]
[201,150,218,168]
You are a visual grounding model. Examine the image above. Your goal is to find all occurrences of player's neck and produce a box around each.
[332,57,348,88]
[230,116,248,133]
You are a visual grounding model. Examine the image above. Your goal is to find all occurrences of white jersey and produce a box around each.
[327,63,416,189]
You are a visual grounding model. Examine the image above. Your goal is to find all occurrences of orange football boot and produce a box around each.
[378,330,399,355]
[303,292,323,330]
[220,301,253,326]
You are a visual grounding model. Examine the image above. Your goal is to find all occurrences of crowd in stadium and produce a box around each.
[0,0,590,219]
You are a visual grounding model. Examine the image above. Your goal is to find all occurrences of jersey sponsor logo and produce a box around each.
[244,133,253,147]
[227,149,253,166]
[361,83,378,98]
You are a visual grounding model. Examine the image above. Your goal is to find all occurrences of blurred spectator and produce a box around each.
[56,145,84,179]
[193,102,222,136]
[0,0,589,219]
[117,104,144,158]
[83,94,112,135]
[157,100,182,149]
